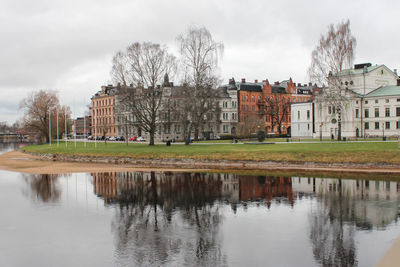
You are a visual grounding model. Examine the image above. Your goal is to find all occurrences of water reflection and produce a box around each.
[21,173,62,203]
[93,172,226,266]
[14,171,400,267]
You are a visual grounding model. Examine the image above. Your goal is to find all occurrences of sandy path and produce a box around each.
[0,151,191,174]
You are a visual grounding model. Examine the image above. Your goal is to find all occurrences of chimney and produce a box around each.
[397,79,400,86]
[229,79,232,83]
[297,83,301,87]
[274,81,279,85]
[241,78,246,83]
[254,79,258,83]
[308,82,312,86]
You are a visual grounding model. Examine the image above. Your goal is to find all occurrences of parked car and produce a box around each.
[137,136,146,142]
[87,135,93,140]
[109,136,117,141]
[129,136,137,141]
[116,136,125,141]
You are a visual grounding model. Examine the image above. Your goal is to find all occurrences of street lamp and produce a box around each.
[382,122,385,141]
[319,123,323,141]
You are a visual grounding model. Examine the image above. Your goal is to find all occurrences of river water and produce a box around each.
[0,143,400,267]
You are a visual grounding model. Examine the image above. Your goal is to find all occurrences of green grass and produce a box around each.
[22,141,400,164]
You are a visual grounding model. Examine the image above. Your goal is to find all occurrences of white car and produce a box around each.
[137,136,146,142]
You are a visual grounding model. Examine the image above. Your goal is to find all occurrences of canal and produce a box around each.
[0,143,399,266]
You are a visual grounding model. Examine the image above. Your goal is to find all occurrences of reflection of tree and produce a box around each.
[107,172,226,267]
[239,176,294,208]
[309,180,357,266]
[22,173,61,202]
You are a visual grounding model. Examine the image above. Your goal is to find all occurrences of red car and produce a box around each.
[129,136,137,141]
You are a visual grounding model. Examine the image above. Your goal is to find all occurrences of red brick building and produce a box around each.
[234,78,314,135]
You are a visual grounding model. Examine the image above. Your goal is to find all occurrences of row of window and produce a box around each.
[297,110,311,120]
[222,113,237,120]
[221,101,237,108]
[355,107,400,118]
[94,107,114,116]
[361,98,400,105]
[364,121,400,130]
[94,98,114,107]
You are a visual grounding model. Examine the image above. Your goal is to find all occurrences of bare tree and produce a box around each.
[308,20,356,140]
[177,26,224,144]
[265,95,292,134]
[111,42,177,145]
[19,90,71,143]
[237,114,264,138]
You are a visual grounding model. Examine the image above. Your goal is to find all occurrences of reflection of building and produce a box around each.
[239,176,295,207]
[292,177,400,228]
[92,172,118,204]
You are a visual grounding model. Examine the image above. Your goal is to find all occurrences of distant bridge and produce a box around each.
[0,133,29,143]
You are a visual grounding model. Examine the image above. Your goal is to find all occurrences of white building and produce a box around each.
[291,102,315,138]
[295,63,400,139]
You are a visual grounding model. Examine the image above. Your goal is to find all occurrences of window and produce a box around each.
[386,121,390,129]
[356,100,359,104]
[232,113,237,120]
[375,108,379,117]
[298,111,300,120]
[232,101,237,108]
[328,106,332,114]
[307,110,310,120]
[251,106,255,111]
[397,98,400,102]
[375,99,379,104]
[397,107,400,116]
[251,96,255,102]
[375,122,379,129]
[223,125,229,133]
[365,122,369,130]
[397,121,400,129]
[365,100,368,104]
[332,106,336,114]
[222,101,228,108]
[365,109,369,118]
[355,109,359,118]
[386,99,389,103]
[385,108,390,117]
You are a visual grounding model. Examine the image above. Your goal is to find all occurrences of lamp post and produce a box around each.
[319,123,323,141]
[382,122,385,141]
[49,109,52,146]
[56,108,59,147]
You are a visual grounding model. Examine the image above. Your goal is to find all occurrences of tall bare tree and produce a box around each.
[265,95,292,134]
[111,42,177,145]
[177,26,224,144]
[20,90,71,143]
[308,20,356,140]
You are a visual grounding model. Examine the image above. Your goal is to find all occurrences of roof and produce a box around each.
[365,85,400,98]
[238,83,262,92]
[335,64,384,76]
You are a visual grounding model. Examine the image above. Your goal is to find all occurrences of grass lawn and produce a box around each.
[22,141,400,164]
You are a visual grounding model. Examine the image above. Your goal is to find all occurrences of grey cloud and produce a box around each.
[0,0,399,124]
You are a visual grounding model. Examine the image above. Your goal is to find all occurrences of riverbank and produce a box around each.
[2,149,400,176]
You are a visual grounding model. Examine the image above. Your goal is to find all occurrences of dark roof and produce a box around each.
[238,83,262,92]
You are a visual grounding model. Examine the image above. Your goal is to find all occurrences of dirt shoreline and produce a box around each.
[1,150,400,175]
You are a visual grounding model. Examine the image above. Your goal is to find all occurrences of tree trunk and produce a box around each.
[194,127,199,141]
[337,108,342,141]
[149,130,155,146]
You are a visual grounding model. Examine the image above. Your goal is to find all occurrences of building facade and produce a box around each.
[91,85,119,138]
[314,63,400,138]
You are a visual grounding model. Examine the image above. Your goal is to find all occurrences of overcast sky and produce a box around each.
[1,0,399,124]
